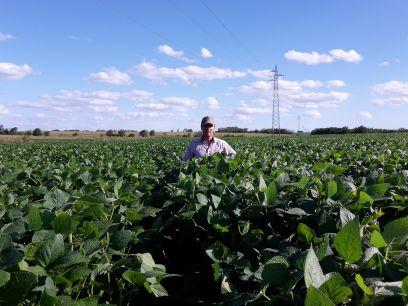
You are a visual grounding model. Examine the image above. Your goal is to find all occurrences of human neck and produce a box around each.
[202,136,213,145]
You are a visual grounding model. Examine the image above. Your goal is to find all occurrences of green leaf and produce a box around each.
[305,286,335,306]
[51,251,87,269]
[319,273,353,304]
[111,230,132,250]
[265,182,277,205]
[36,234,66,267]
[0,235,12,253]
[43,189,69,210]
[261,256,289,286]
[0,270,10,287]
[357,191,373,205]
[259,175,267,190]
[365,183,390,198]
[0,271,37,305]
[27,206,43,231]
[297,223,316,244]
[51,212,74,235]
[327,181,337,198]
[304,246,325,289]
[196,193,208,206]
[211,194,221,209]
[370,230,387,249]
[65,266,92,282]
[122,270,146,286]
[149,283,169,297]
[382,217,408,245]
[355,274,373,295]
[402,276,408,296]
[299,176,310,189]
[334,218,362,263]
[339,206,355,228]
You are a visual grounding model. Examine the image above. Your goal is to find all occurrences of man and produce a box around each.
[183,116,236,161]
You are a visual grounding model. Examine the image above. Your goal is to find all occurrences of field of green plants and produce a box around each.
[0,134,407,305]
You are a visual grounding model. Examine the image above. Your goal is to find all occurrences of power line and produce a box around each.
[199,0,265,68]
[167,0,226,52]
[100,1,197,61]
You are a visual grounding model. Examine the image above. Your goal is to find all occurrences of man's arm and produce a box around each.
[222,141,236,156]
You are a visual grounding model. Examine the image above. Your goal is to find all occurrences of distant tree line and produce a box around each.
[217,126,294,134]
[311,126,408,135]
[105,129,155,137]
[0,125,50,136]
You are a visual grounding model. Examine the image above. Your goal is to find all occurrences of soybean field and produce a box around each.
[0,133,407,305]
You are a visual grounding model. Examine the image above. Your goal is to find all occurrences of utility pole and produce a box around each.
[270,65,284,134]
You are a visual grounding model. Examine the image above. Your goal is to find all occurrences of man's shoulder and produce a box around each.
[214,137,229,145]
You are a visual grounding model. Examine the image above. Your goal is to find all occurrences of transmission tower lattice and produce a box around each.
[270,65,284,134]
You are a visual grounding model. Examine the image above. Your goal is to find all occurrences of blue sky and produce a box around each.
[1,0,407,131]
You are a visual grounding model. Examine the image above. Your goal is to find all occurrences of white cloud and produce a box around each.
[160,96,198,107]
[53,106,74,113]
[359,111,373,119]
[371,81,408,96]
[236,107,271,115]
[90,105,118,113]
[326,80,346,88]
[36,113,46,118]
[0,104,10,115]
[134,61,246,84]
[371,81,408,106]
[284,49,362,65]
[305,110,321,118]
[284,50,333,65]
[288,91,349,103]
[379,61,390,67]
[53,90,121,102]
[328,49,363,63]
[89,68,132,85]
[158,44,184,58]
[124,89,154,101]
[0,32,15,42]
[89,99,114,105]
[200,48,213,58]
[0,62,34,80]
[207,97,219,109]
[247,69,271,79]
[135,103,171,110]
[16,101,44,108]
[223,113,251,123]
[300,80,324,88]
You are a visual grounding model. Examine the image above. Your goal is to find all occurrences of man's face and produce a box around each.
[202,122,215,138]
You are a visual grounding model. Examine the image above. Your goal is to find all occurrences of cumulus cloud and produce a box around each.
[247,69,272,79]
[223,113,251,123]
[305,110,321,118]
[371,81,408,105]
[124,90,153,101]
[236,106,271,115]
[200,48,213,58]
[134,61,246,84]
[158,44,184,58]
[158,44,191,62]
[0,32,15,42]
[90,105,118,113]
[359,111,373,119]
[89,68,132,85]
[0,104,10,115]
[0,62,34,80]
[326,80,346,88]
[284,49,362,65]
[36,113,46,118]
[207,97,219,109]
[94,116,104,121]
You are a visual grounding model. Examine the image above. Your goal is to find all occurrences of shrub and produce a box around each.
[118,129,126,137]
[106,130,115,137]
[32,128,42,136]
[139,130,149,137]
[149,130,155,136]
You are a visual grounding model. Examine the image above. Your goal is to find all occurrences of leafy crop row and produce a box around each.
[0,134,407,305]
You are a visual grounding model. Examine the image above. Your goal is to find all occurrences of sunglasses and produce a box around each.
[204,123,214,128]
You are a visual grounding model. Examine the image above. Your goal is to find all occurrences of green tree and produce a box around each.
[139,130,149,137]
[32,128,42,136]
